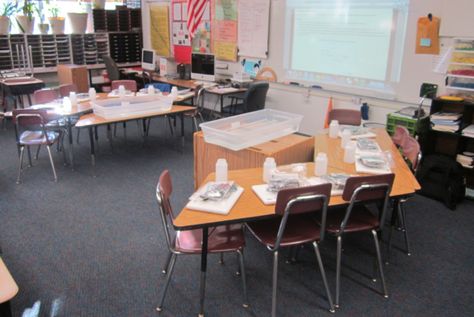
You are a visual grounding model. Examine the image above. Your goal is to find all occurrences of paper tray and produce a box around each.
[186,185,244,215]
[252,177,343,205]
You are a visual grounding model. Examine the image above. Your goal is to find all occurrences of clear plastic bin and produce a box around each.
[92,94,173,120]
[200,109,303,151]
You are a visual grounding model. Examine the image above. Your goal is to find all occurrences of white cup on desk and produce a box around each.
[118,85,125,97]
[69,91,77,106]
[343,141,356,164]
[341,129,351,149]
[88,87,96,101]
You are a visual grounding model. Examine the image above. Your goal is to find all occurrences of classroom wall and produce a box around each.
[141,0,473,135]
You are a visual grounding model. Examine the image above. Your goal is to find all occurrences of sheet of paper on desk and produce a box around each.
[186,183,244,215]
[339,126,376,139]
[355,154,392,175]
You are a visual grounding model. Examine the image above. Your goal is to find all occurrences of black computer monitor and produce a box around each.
[142,49,156,71]
[191,53,215,81]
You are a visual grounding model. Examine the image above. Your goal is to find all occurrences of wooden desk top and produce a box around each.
[0,257,18,303]
[151,75,199,90]
[174,128,420,230]
[75,105,195,128]
[0,77,44,86]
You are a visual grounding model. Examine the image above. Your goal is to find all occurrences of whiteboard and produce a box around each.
[238,0,270,59]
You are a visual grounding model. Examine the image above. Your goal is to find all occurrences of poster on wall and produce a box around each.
[192,21,212,53]
[150,4,171,57]
[213,0,238,61]
[415,15,440,55]
[172,0,192,64]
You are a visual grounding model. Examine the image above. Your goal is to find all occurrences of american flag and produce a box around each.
[186,0,207,38]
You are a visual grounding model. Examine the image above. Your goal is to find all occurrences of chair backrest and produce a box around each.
[103,55,121,82]
[12,109,48,127]
[392,125,410,147]
[156,170,176,251]
[243,81,269,113]
[111,80,137,92]
[401,136,421,171]
[340,174,395,233]
[34,89,59,104]
[272,183,332,250]
[58,83,78,97]
[329,109,361,126]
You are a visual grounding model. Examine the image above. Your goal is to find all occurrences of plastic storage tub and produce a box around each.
[92,94,173,120]
[200,109,303,151]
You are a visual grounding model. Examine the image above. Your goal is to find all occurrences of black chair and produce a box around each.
[103,56,123,82]
[225,81,270,115]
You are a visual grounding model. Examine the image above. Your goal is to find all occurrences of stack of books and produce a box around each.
[456,152,474,169]
[430,112,462,132]
[462,124,474,138]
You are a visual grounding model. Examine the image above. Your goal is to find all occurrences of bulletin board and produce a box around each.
[171,0,192,63]
[238,0,270,59]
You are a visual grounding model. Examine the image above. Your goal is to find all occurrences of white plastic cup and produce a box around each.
[341,129,351,149]
[69,91,77,106]
[88,87,96,101]
[343,141,356,164]
[147,85,155,95]
[314,152,328,176]
[263,157,277,183]
[329,120,339,138]
[215,158,228,182]
[170,86,178,98]
[118,85,125,97]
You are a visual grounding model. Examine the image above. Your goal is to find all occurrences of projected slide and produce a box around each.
[291,8,393,81]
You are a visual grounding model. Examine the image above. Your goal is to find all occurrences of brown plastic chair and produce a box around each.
[387,136,420,259]
[392,125,410,147]
[34,89,59,104]
[246,184,335,316]
[155,170,248,313]
[58,83,78,98]
[0,257,18,317]
[324,174,394,307]
[12,109,65,183]
[328,109,361,126]
[111,80,137,92]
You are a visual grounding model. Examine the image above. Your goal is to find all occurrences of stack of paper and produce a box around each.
[457,153,474,169]
[430,112,462,132]
[462,124,474,138]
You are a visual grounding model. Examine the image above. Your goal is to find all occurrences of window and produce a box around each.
[283,0,409,98]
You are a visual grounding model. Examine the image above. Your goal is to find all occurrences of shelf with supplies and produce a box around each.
[0,32,142,74]
[447,38,474,97]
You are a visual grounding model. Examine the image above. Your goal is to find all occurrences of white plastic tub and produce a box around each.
[200,109,303,151]
[92,94,173,120]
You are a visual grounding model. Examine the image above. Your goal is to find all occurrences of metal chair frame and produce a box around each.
[14,113,64,183]
[155,178,248,313]
[265,192,335,316]
[333,182,392,307]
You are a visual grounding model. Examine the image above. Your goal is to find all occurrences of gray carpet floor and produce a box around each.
[1,119,473,317]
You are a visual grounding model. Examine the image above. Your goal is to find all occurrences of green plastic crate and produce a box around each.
[386,112,429,136]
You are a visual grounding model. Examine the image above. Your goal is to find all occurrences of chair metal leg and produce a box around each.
[386,224,394,265]
[157,253,177,312]
[46,145,58,182]
[27,146,32,167]
[399,204,411,256]
[335,235,342,308]
[16,146,25,184]
[372,230,388,298]
[236,249,249,308]
[313,242,335,313]
[76,129,81,144]
[271,251,279,317]
[35,145,41,160]
[167,116,174,136]
[219,253,224,265]
[193,116,199,132]
[162,252,172,274]
[113,123,117,137]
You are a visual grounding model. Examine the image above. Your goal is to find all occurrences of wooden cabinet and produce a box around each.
[193,131,315,188]
[57,64,89,93]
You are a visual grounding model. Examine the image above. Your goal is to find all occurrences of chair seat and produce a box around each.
[247,214,322,248]
[325,205,380,234]
[0,258,18,304]
[19,130,59,145]
[175,224,245,253]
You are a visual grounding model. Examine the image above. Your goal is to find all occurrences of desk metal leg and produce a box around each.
[27,94,32,107]
[386,198,400,264]
[199,227,208,317]
[88,127,96,175]
[220,95,224,113]
[67,117,74,170]
[180,113,185,148]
